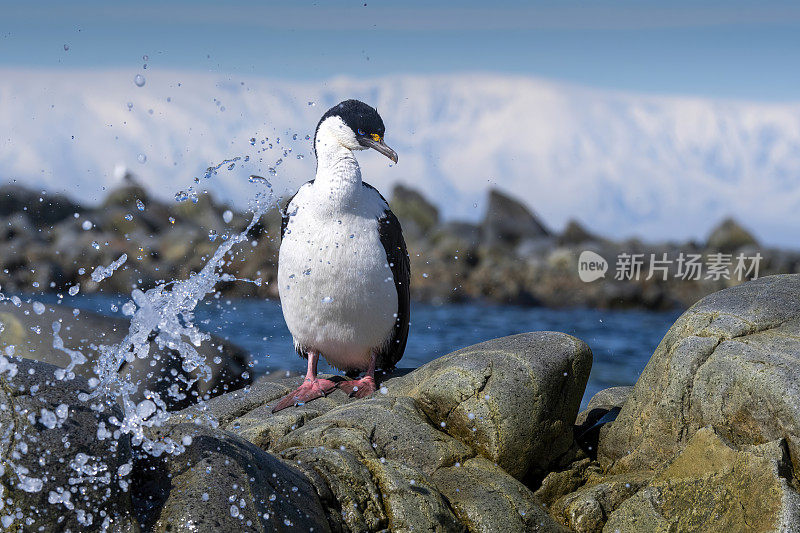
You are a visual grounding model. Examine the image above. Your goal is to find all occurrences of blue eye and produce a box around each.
[357,128,365,136]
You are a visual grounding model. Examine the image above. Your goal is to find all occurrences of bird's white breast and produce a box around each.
[277,183,398,371]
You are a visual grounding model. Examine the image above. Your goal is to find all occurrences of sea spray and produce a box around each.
[0,157,277,526]
[87,181,274,452]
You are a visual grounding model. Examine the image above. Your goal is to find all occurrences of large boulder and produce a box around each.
[480,189,550,247]
[600,274,800,472]
[0,357,136,531]
[389,332,592,480]
[173,332,591,532]
[555,274,800,532]
[0,300,251,410]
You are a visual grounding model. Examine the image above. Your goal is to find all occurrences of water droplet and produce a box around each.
[249,175,271,188]
[142,54,149,61]
[422,273,429,278]
[63,44,69,51]
[32,302,45,315]
[68,284,80,296]
[222,210,233,223]
[124,213,133,221]
[81,220,93,231]
[134,74,146,87]
[137,153,147,164]
[127,102,133,111]
[136,199,145,211]
[307,101,315,106]
[321,296,333,303]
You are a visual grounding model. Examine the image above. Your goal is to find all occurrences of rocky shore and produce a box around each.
[1,179,797,310]
[2,274,799,531]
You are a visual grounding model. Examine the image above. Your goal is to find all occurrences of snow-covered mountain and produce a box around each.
[1,68,799,246]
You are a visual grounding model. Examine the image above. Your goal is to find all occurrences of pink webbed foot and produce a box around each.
[337,375,376,399]
[271,378,337,413]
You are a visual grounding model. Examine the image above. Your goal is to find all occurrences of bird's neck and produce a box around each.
[314,136,362,205]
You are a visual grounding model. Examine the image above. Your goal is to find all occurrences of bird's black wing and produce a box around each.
[363,182,411,369]
[280,179,314,241]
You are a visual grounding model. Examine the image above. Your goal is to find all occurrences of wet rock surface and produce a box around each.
[134,423,330,533]
[0,357,136,532]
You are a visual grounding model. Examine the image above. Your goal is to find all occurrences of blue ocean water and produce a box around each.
[37,294,681,409]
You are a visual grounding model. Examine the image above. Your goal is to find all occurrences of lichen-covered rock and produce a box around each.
[432,457,569,533]
[0,301,251,410]
[172,332,590,533]
[0,357,136,532]
[601,274,800,472]
[549,471,651,532]
[603,427,800,532]
[134,422,330,533]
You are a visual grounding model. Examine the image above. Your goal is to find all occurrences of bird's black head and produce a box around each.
[313,99,398,163]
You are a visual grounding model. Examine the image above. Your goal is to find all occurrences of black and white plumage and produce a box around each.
[272,100,409,411]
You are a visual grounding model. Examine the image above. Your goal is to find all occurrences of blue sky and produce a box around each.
[2,0,800,100]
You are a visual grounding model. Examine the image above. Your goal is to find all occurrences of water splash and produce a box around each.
[91,253,128,283]
[86,181,274,452]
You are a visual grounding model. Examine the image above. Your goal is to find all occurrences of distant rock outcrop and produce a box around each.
[480,189,550,247]
[706,217,758,252]
[389,184,440,241]
[558,219,600,245]
[0,184,82,227]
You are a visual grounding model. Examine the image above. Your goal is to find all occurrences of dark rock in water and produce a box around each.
[172,332,590,532]
[390,184,440,241]
[480,189,550,247]
[706,217,758,252]
[0,185,83,227]
[134,422,330,533]
[0,301,251,410]
[0,357,136,531]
